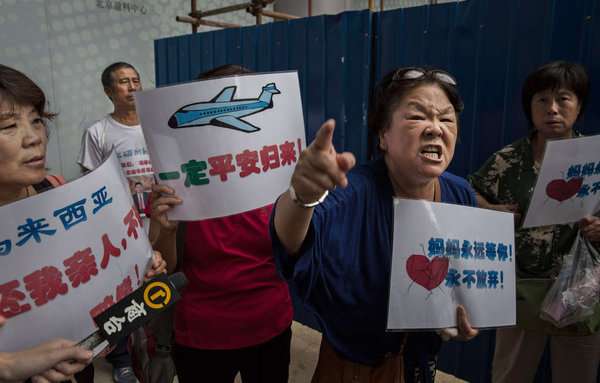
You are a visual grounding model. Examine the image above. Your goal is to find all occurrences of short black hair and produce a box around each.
[196,64,253,80]
[370,66,463,153]
[101,62,139,87]
[134,181,143,186]
[0,64,56,123]
[521,61,589,130]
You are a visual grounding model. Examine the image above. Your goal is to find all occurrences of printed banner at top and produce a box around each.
[387,199,516,330]
[522,135,600,228]
[0,151,154,353]
[135,71,306,221]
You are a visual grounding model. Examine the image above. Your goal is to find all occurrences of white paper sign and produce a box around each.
[387,199,516,330]
[135,71,306,221]
[522,135,600,228]
[0,151,153,353]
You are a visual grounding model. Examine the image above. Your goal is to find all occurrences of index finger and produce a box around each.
[312,119,336,152]
[152,183,175,196]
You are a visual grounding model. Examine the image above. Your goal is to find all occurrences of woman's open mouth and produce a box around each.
[420,145,442,161]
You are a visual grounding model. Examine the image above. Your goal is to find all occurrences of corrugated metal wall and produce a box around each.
[155,1,600,381]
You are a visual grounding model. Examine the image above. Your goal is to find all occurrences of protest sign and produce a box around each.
[387,199,515,330]
[135,71,305,221]
[522,135,600,228]
[0,151,154,353]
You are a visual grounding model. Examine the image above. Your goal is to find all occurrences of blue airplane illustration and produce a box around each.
[167,83,280,132]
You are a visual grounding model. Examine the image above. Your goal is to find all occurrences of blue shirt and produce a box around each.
[270,157,477,365]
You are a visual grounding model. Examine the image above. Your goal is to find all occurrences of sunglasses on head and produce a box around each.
[392,68,457,86]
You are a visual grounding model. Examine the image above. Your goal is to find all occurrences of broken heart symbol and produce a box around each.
[545,177,583,202]
[406,254,449,291]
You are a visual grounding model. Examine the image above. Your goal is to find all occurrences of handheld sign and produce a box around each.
[135,71,305,221]
[522,135,600,228]
[387,199,516,330]
[0,151,154,353]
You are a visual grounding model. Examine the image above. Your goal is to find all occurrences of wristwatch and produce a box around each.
[288,185,328,208]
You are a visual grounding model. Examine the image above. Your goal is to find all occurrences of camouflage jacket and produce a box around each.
[468,133,579,276]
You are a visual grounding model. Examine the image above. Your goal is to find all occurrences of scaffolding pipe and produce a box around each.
[180,0,289,32]
[176,16,242,29]
[190,3,251,19]
[191,0,197,33]
[247,7,300,20]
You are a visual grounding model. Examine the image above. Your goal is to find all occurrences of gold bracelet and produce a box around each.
[288,185,328,208]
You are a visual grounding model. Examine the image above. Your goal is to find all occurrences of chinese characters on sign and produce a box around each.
[523,135,600,228]
[425,237,512,290]
[388,199,516,330]
[1,203,142,320]
[158,138,302,186]
[0,152,154,353]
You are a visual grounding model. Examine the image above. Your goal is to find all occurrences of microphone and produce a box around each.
[76,272,188,350]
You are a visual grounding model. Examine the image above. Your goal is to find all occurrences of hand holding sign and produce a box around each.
[290,119,356,203]
[142,251,167,283]
[150,184,181,233]
[435,306,479,341]
[579,215,600,242]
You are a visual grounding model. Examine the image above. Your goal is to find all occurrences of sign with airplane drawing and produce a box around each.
[135,71,305,221]
[168,83,280,132]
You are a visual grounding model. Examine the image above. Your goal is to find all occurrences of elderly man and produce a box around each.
[77,61,154,193]
[76,62,152,383]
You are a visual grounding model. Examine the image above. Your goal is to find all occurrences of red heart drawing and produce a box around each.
[406,254,449,291]
[545,177,583,202]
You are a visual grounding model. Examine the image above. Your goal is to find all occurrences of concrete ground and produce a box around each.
[93,321,466,383]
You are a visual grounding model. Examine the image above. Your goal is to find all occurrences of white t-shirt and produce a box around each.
[77,114,154,194]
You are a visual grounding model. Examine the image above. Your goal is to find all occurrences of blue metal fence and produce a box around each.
[155,0,600,381]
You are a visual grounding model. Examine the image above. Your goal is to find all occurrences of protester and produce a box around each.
[77,62,153,189]
[0,63,166,383]
[77,61,155,383]
[469,61,600,383]
[150,64,293,383]
[270,66,479,382]
[0,63,93,383]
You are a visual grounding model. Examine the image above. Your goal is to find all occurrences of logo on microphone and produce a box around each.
[143,281,171,309]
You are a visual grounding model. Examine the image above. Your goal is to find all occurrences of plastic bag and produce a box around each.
[540,233,600,328]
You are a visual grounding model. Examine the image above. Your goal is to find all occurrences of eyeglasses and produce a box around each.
[392,68,457,86]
